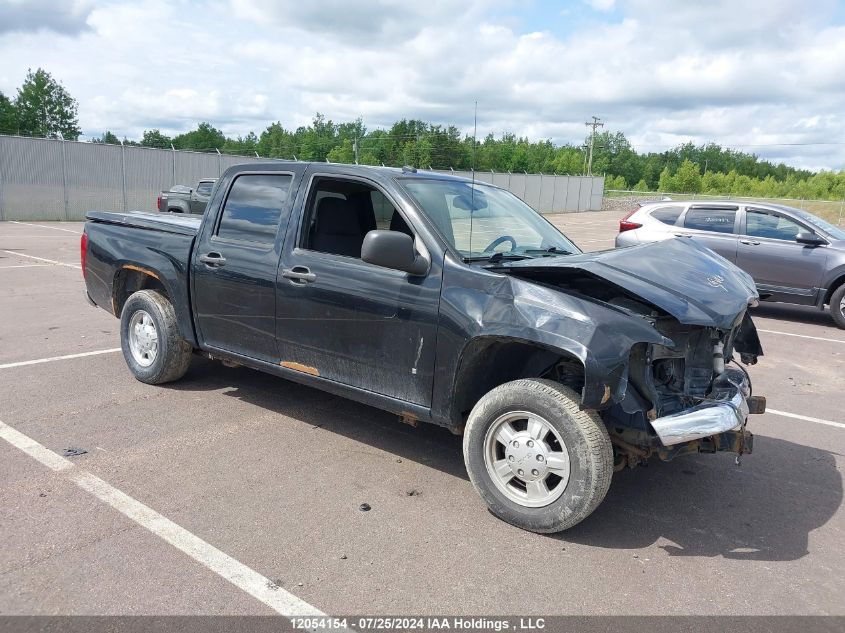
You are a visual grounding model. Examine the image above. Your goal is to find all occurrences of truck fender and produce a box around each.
[112,261,197,345]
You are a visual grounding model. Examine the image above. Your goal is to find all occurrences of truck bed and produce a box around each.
[84,211,199,345]
[87,211,201,236]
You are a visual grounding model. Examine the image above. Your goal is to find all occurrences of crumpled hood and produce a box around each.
[491,238,759,330]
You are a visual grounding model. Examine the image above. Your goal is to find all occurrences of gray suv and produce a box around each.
[615,201,845,328]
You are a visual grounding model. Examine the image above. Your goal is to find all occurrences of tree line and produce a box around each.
[2,68,844,202]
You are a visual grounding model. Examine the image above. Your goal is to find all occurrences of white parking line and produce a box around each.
[0,419,325,619]
[0,348,121,370]
[9,221,81,234]
[757,329,845,345]
[767,409,845,430]
[0,250,81,269]
[0,264,50,269]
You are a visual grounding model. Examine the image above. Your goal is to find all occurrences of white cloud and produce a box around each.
[0,0,842,170]
[0,0,95,35]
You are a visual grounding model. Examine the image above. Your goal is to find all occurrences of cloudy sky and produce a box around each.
[1,0,844,170]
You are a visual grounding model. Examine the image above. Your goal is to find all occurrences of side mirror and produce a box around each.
[362,230,429,276]
[796,231,825,246]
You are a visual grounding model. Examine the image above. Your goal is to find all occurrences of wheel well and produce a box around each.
[450,338,585,430]
[113,267,168,316]
[823,275,845,305]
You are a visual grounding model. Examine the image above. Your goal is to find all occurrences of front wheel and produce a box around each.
[463,379,613,533]
[830,284,845,330]
[120,289,192,384]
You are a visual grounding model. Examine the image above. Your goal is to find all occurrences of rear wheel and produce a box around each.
[120,289,192,384]
[830,284,845,330]
[463,379,613,533]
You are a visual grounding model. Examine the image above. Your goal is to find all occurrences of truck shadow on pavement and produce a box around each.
[170,358,842,563]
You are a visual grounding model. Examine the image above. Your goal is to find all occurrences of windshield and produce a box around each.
[790,208,845,241]
[401,178,581,260]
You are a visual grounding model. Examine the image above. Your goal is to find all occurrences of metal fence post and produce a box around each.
[216,148,222,176]
[171,143,176,187]
[121,141,127,212]
[61,139,69,220]
[538,173,544,213]
[0,139,5,221]
[839,198,844,226]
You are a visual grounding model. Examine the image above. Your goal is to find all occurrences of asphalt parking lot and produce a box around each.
[1,212,843,617]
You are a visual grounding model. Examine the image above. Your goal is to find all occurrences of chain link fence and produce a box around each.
[0,134,605,221]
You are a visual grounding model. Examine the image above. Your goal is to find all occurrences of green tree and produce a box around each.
[91,130,119,144]
[674,159,702,193]
[172,122,225,152]
[632,179,650,192]
[223,131,259,155]
[326,139,355,164]
[140,129,172,149]
[0,91,18,134]
[605,174,627,190]
[14,68,81,140]
[657,166,676,192]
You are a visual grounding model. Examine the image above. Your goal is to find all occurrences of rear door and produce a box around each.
[736,206,829,304]
[675,204,740,262]
[192,168,306,361]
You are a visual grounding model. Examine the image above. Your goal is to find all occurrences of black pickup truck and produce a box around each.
[81,162,765,533]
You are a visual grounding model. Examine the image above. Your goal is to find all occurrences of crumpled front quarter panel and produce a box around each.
[431,257,669,423]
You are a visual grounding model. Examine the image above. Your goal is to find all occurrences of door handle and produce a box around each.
[740,240,761,246]
[282,266,316,284]
[673,233,692,238]
[198,252,226,267]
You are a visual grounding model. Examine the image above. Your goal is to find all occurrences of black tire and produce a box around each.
[463,379,613,533]
[120,289,192,384]
[830,284,845,330]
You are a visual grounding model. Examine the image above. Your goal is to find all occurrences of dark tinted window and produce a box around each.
[649,205,684,225]
[196,181,214,196]
[217,174,292,244]
[746,209,804,241]
[684,207,737,234]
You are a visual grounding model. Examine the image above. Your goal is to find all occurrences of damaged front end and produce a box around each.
[489,238,766,469]
[609,316,764,470]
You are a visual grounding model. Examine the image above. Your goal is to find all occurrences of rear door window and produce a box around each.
[216,174,293,244]
[683,207,737,234]
[649,205,684,225]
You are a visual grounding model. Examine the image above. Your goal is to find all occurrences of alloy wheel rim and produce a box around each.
[128,310,158,368]
[483,411,571,508]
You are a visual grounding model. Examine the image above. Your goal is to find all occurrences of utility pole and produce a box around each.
[585,116,603,176]
[353,137,359,165]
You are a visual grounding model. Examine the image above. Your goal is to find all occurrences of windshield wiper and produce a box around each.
[464,252,534,263]
[523,246,572,257]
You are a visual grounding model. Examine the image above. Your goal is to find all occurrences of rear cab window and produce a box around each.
[215,173,293,244]
[683,206,738,234]
[196,181,214,196]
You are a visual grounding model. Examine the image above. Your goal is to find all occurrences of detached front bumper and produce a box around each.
[650,368,759,447]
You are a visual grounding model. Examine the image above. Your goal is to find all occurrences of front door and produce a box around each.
[192,170,304,361]
[736,207,829,304]
[274,174,442,406]
[675,205,740,262]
